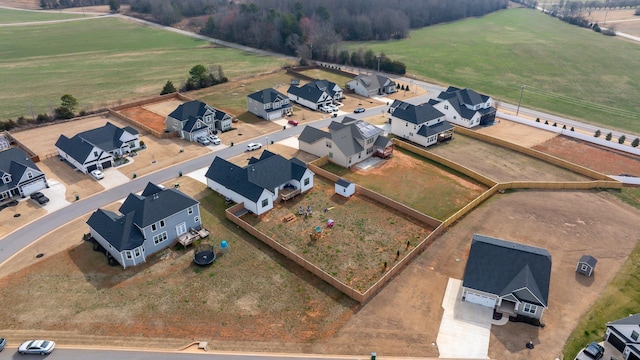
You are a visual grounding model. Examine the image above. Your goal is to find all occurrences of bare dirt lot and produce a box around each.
[584,9,640,37]
[427,133,591,182]
[243,176,435,292]
[2,187,638,359]
[119,106,168,134]
[533,135,640,177]
[476,119,559,148]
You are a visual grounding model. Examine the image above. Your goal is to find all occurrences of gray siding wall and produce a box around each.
[142,205,202,257]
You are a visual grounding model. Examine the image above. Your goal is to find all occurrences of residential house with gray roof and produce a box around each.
[287,79,343,111]
[345,74,396,98]
[87,182,202,268]
[165,100,232,141]
[55,122,141,174]
[432,86,496,128]
[605,314,640,360]
[390,100,453,148]
[298,117,393,168]
[205,151,314,216]
[0,147,48,200]
[461,234,552,321]
[247,88,292,120]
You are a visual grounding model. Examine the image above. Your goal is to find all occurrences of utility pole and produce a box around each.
[376,55,381,73]
[516,84,525,117]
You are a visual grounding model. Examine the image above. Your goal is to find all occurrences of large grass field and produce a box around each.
[0,16,290,119]
[0,7,89,23]
[347,8,640,134]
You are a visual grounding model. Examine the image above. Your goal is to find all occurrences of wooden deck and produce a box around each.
[177,227,210,248]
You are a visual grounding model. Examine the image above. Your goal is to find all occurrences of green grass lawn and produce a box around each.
[0,7,90,23]
[347,8,640,134]
[562,187,640,359]
[0,16,290,119]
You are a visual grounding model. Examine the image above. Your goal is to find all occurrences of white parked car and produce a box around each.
[196,137,211,146]
[319,106,332,113]
[328,104,339,112]
[90,169,104,180]
[209,135,221,145]
[18,340,56,355]
[246,142,262,151]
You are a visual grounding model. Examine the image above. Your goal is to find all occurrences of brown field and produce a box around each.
[533,135,640,177]
[427,133,591,182]
[243,176,435,292]
[584,9,640,37]
[119,106,168,134]
[324,149,488,220]
[1,186,638,359]
[0,199,46,239]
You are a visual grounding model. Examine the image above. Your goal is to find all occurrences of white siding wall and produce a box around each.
[391,118,433,147]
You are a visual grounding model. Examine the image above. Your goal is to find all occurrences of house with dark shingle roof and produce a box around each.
[346,74,396,97]
[55,122,141,174]
[165,100,232,141]
[432,86,496,128]
[298,117,393,168]
[461,234,552,320]
[605,314,640,360]
[205,151,314,215]
[0,147,48,200]
[87,182,202,268]
[247,88,292,120]
[390,100,454,148]
[287,79,342,111]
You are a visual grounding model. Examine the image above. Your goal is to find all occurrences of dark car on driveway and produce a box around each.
[29,192,49,205]
[576,342,605,360]
[0,337,6,351]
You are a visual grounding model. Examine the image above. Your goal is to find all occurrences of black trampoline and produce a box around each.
[193,243,216,266]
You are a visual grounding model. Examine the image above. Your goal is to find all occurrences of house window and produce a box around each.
[444,105,449,110]
[409,132,413,136]
[632,331,639,341]
[194,216,200,223]
[326,141,332,148]
[261,198,269,207]
[328,152,333,158]
[27,172,33,179]
[134,248,141,257]
[453,116,457,119]
[188,207,193,215]
[366,148,373,154]
[304,178,310,186]
[125,251,132,259]
[366,138,374,144]
[160,220,165,228]
[523,303,537,314]
[153,232,168,245]
[174,120,179,127]
[176,222,187,236]
[151,223,157,232]
[405,122,408,127]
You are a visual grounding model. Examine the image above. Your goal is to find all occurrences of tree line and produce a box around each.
[130,0,508,53]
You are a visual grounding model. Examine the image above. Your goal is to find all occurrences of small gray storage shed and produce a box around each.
[576,255,597,277]
[335,178,355,198]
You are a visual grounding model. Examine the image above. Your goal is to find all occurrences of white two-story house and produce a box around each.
[390,100,453,148]
[246,88,292,120]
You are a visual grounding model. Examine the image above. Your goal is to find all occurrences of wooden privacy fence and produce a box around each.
[227,131,622,303]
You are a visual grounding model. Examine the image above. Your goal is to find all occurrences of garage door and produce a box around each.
[87,164,98,172]
[465,292,496,308]
[607,332,626,353]
[101,161,112,169]
[629,351,640,360]
[20,178,46,196]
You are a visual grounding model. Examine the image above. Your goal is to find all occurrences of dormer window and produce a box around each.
[2,174,10,183]
[27,172,33,179]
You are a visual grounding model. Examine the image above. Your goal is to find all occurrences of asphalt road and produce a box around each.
[0,348,367,360]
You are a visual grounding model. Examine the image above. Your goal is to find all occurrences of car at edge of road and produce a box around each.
[18,339,56,355]
[0,337,6,351]
[29,192,49,205]
[287,119,299,126]
[354,107,365,113]
[90,169,104,180]
[246,143,262,151]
